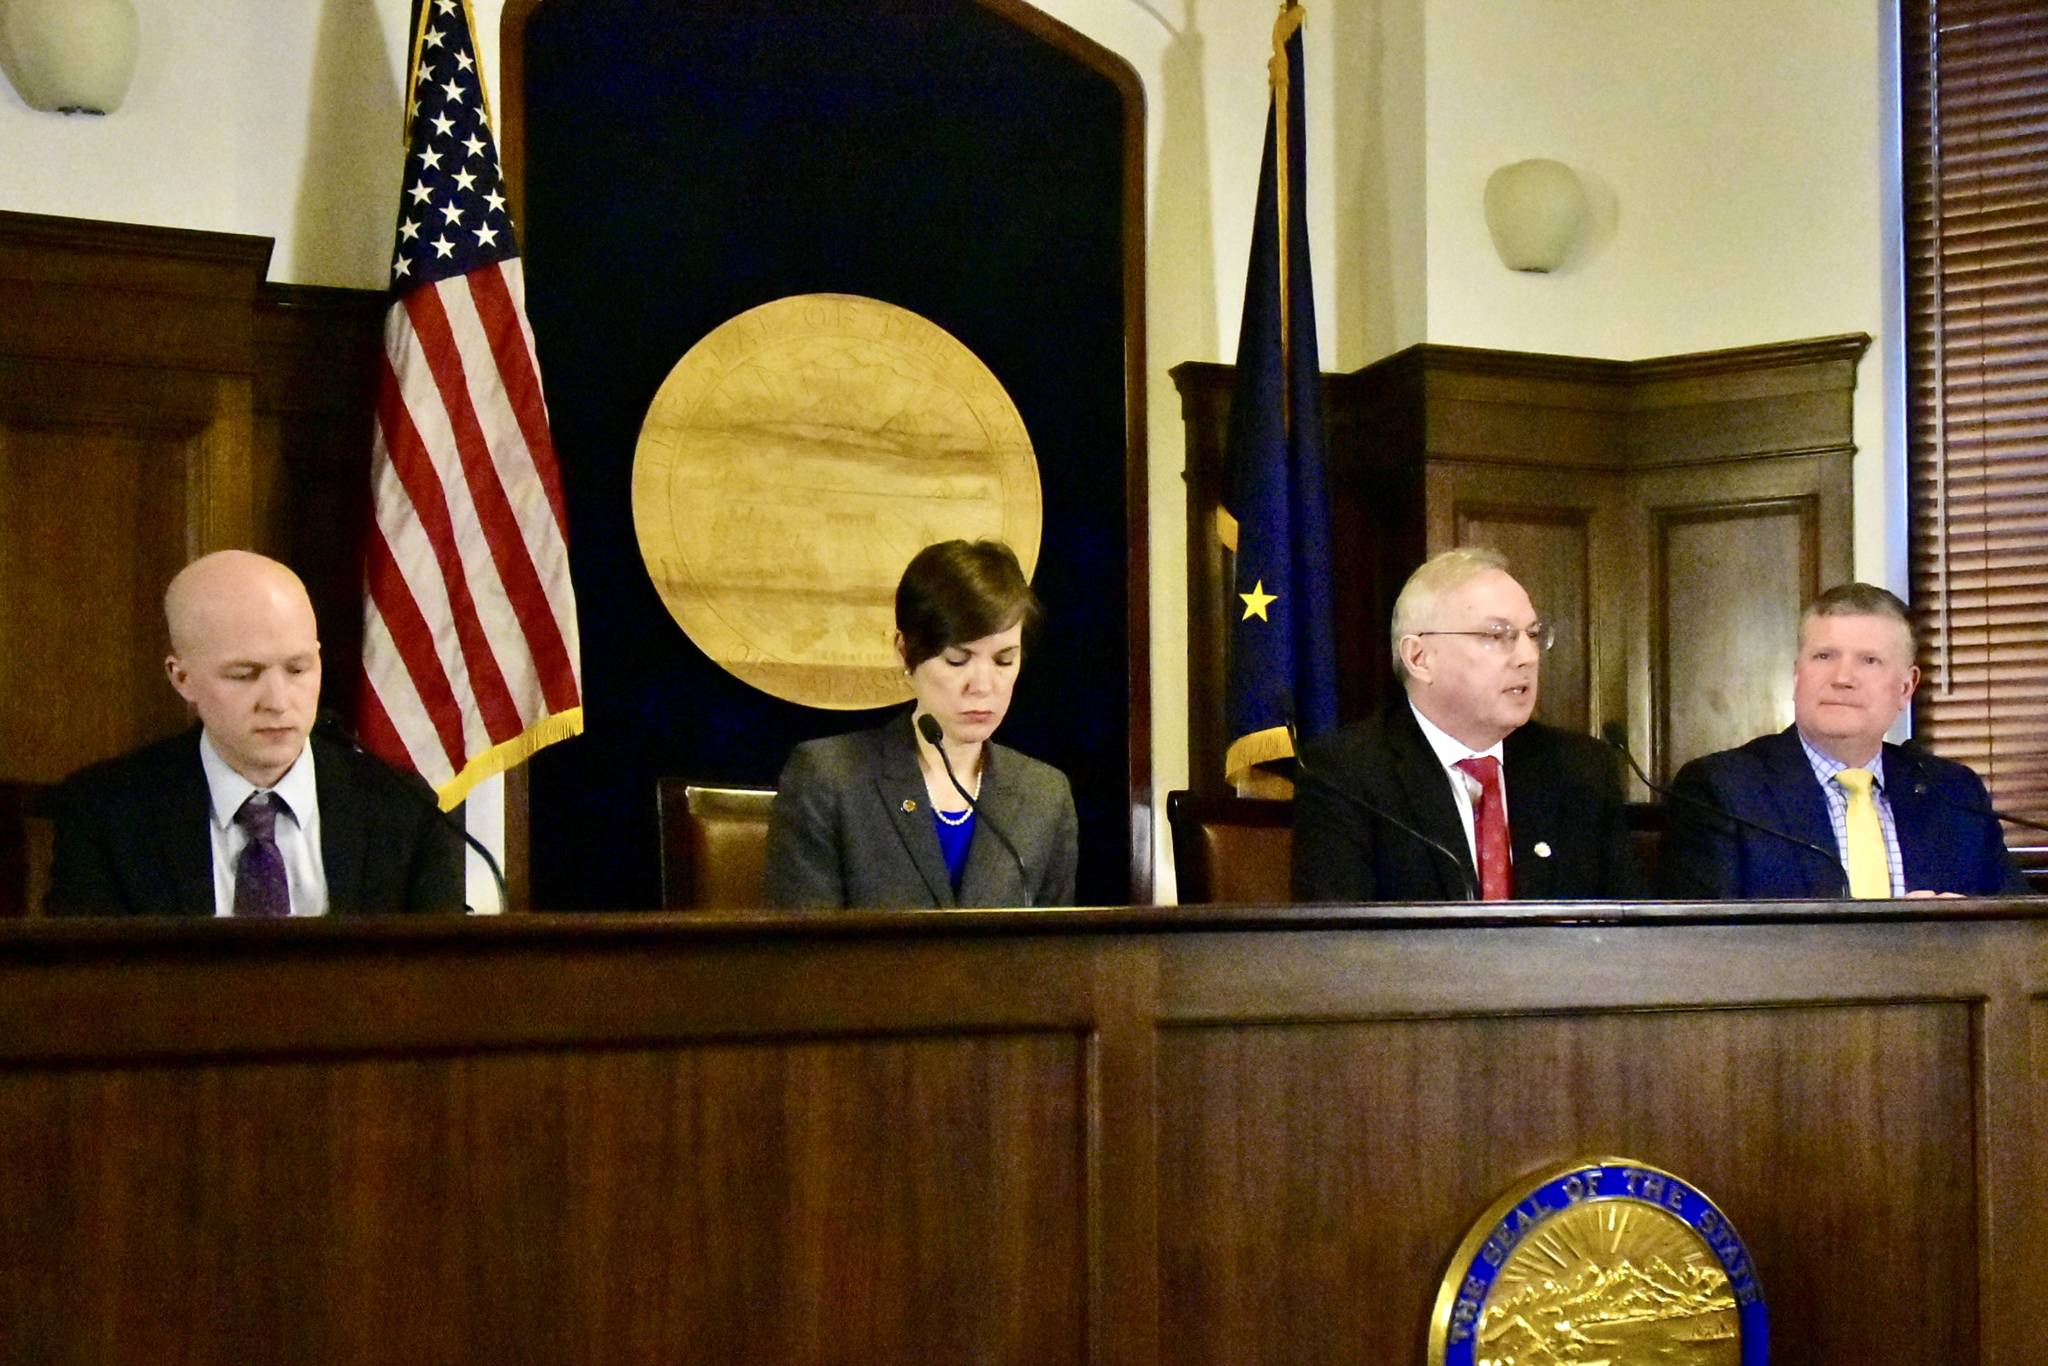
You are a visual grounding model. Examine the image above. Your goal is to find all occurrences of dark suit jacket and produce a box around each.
[45,728,466,916]
[765,712,1079,909]
[1292,704,1644,902]
[1660,726,2027,899]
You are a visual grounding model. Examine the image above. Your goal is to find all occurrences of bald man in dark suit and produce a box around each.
[47,550,461,917]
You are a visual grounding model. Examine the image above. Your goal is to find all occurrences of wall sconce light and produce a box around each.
[0,0,139,116]
[1483,159,1588,273]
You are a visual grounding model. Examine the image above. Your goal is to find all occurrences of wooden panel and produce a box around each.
[3,905,2042,1365]
[1157,1003,1974,1365]
[1456,504,1594,733]
[0,213,279,786]
[1628,337,1871,467]
[2022,995,2048,1335]
[0,781,53,917]
[1654,498,1817,780]
[0,1033,1087,1365]
[252,283,386,708]
[1417,350,1629,468]
[0,424,191,779]
[0,217,390,802]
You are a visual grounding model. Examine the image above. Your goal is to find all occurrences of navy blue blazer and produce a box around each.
[45,727,466,916]
[1292,704,1645,903]
[1660,726,2027,899]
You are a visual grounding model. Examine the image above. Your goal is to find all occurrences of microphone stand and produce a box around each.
[1605,738,1848,899]
[915,712,1031,903]
[316,711,507,912]
[1289,720,1478,902]
[1896,746,2048,834]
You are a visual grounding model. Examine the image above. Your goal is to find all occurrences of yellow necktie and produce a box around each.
[1834,768,1890,898]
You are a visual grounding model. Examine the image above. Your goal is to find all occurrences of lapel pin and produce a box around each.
[901,798,917,813]
[1533,841,1553,859]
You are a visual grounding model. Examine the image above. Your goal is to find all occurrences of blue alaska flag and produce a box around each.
[1221,0,1338,787]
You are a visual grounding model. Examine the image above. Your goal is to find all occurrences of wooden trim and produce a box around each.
[1627,332,1873,383]
[1172,361,1234,810]
[1112,20,1154,902]
[1088,940,1161,1366]
[0,211,272,377]
[497,0,534,228]
[0,210,274,291]
[970,0,1153,897]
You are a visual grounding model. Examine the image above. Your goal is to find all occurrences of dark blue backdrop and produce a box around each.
[519,0,1134,908]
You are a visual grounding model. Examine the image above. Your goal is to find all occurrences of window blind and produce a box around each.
[1903,0,2048,828]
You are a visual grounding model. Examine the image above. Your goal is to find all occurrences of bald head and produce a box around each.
[164,551,323,787]
[164,551,313,653]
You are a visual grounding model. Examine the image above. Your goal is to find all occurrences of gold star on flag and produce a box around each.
[1240,580,1277,621]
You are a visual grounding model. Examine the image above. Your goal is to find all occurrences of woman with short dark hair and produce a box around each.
[765,539,1078,908]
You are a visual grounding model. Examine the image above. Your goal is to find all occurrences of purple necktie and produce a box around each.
[233,792,291,918]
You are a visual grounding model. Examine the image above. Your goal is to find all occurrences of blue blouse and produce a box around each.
[932,809,976,891]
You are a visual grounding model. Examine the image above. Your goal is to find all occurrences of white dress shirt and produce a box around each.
[199,732,328,917]
[1408,702,1511,870]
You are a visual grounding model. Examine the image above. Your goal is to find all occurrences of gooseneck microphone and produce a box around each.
[915,712,1031,901]
[1604,738,1849,898]
[1288,719,1478,902]
[315,711,507,912]
[1894,746,2048,835]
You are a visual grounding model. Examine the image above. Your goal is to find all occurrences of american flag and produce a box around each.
[359,0,582,809]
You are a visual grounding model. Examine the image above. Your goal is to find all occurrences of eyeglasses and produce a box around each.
[1415,622,1556,652]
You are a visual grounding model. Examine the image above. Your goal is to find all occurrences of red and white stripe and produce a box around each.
[361,257,582,807]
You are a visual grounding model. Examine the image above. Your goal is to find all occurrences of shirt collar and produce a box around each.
[1797,729,1887,791]
[199,730,317,830]
[1409,701,1505,770]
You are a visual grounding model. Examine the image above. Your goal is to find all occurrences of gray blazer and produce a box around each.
[765,712,1078,909]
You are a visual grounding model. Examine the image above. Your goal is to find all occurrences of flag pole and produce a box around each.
[1270,0,1305,436]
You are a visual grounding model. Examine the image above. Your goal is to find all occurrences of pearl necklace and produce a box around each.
[933,768,982,826]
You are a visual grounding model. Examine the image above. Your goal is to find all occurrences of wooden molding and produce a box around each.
[0,210,273,377]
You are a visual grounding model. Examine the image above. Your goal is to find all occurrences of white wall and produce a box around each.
[1419,0,1901,588]
[0,0,417,287]
[0,0,1901,899]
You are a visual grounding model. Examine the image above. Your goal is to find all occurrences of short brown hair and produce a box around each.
[895,539,1042,670]
[1803,582,1918,654]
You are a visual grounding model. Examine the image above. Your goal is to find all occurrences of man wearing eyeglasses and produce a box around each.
[1292,547,1644,903]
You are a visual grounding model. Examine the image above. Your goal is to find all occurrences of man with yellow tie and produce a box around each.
[1661,583,2027,900]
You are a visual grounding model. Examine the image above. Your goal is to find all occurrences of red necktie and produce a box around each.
[1453,756,1513,901]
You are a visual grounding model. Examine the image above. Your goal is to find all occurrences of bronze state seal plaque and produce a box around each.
[631,293,1043,710]
[1429,1158,1766,1366]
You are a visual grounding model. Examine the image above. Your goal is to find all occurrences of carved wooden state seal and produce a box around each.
[632,293,1042,710]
